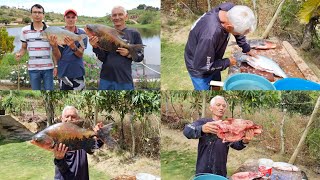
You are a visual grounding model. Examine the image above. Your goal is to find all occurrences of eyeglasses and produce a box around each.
[66,16,76,19]
[32,11,44,15]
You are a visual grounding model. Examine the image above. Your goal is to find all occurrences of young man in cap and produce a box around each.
[50,9,87,90]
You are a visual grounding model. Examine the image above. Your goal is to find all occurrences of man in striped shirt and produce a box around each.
[16,4,56,90]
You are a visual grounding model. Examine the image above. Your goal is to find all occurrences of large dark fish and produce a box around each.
[30,122,115,154]
[84,24,144,61]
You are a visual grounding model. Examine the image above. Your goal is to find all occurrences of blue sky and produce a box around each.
[0,0,160,17]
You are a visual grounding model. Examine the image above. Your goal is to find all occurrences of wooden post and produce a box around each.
[289,96,320,164]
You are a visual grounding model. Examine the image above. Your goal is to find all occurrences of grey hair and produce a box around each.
[227,5,256,35]
[209,95,227,107]
[112,6,127,15]
[62,106,79,116]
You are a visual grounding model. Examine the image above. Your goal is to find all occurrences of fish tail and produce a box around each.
[78,34,87,48]
[97,123,116,149]
[128,44,145,61]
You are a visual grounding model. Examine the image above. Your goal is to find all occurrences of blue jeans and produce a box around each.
[190,71,221,90]
[99,79,134,90]
[29,69,54,90]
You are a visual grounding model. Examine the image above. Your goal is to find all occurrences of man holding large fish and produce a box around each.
[184,2,257,90]
[183,96,258,177]
[31,106,114,180]
[47,9,87,90]
[15,4,55,90]
[87,6,144,90]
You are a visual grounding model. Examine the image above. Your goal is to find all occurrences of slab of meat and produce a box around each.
[215,118,262,143]
[230,171,263,180]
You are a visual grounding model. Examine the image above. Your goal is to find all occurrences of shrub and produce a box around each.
[7,64,30,87]
[83,55,100,89]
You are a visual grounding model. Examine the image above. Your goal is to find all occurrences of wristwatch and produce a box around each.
[54,65,58,68]
[72,47,78,52]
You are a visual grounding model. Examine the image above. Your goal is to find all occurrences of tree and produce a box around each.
[262,0,286,39]
[137,4,146,10]
[289,96,320,164]
[23,17,31,24]
[0,27,14,60]
[41,91,68,127]
[298,0,320,50]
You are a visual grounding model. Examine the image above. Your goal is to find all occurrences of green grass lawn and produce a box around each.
[161,150,196,180]
[0,139,110,180]
[161,40,193,90]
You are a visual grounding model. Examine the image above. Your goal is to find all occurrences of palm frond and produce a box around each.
[298,0,320,24]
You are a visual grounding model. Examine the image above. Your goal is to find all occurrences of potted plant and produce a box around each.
[0,96,5,115]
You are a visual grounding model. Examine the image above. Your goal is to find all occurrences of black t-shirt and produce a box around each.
[93,28,144,83]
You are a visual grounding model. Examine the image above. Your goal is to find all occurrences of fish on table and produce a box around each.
[84,24,145,61]
[31,122,115,154]
[40,26,87,48]
[230,39,277,50]
[234,53,288,78]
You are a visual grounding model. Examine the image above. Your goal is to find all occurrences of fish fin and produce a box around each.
[97,123,116,149]
[128,44,145,61]
[78,34,87,49]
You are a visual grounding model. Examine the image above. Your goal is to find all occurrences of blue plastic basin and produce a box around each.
[223,73,276,90]
[274,78,320,90]
[193,174,228,180]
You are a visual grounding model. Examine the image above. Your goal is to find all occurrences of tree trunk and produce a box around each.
[94,105,98,126]
[165,92,169,116]
[289,96,320,164]
[207,0,211,12]
[201,92,206,118]
[129,113,136,157]
[280,109,286,155]
[119,112,126,149]
[45,96,54,127]
[300,17,318,51]
[262,0,286,39]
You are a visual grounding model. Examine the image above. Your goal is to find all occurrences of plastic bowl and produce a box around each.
[193,174,228,180]
[274,78,320,90]
[223,73,276,90]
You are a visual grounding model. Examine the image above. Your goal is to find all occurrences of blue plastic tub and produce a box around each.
[193,174,227,180]
[193,174,228,180]
[223,73,276,90]
[274,78,320,90]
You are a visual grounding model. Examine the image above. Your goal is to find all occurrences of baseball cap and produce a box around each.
[64,9,77,16]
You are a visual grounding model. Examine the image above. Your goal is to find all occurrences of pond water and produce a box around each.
[6,26,160,79]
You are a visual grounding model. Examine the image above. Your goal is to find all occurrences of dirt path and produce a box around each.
[88,150,160,178]
[161,125,319,180]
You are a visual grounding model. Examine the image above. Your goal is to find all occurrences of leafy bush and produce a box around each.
[7,64,30,87]
[83,55,100,89]
[307,128,320,161]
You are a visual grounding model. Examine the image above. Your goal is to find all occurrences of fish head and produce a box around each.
[31,133,55,151]
[84,24,97,36]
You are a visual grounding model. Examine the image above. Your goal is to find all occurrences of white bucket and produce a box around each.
[258,158,274,177]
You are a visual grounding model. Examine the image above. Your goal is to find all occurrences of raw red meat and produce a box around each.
[230,171,263,180]
[216,118,262,143]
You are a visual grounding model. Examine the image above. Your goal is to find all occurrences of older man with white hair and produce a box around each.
[89,6,144,90]
[183,95,254,177]
[53,106,104,180]
[185,2,257,90]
